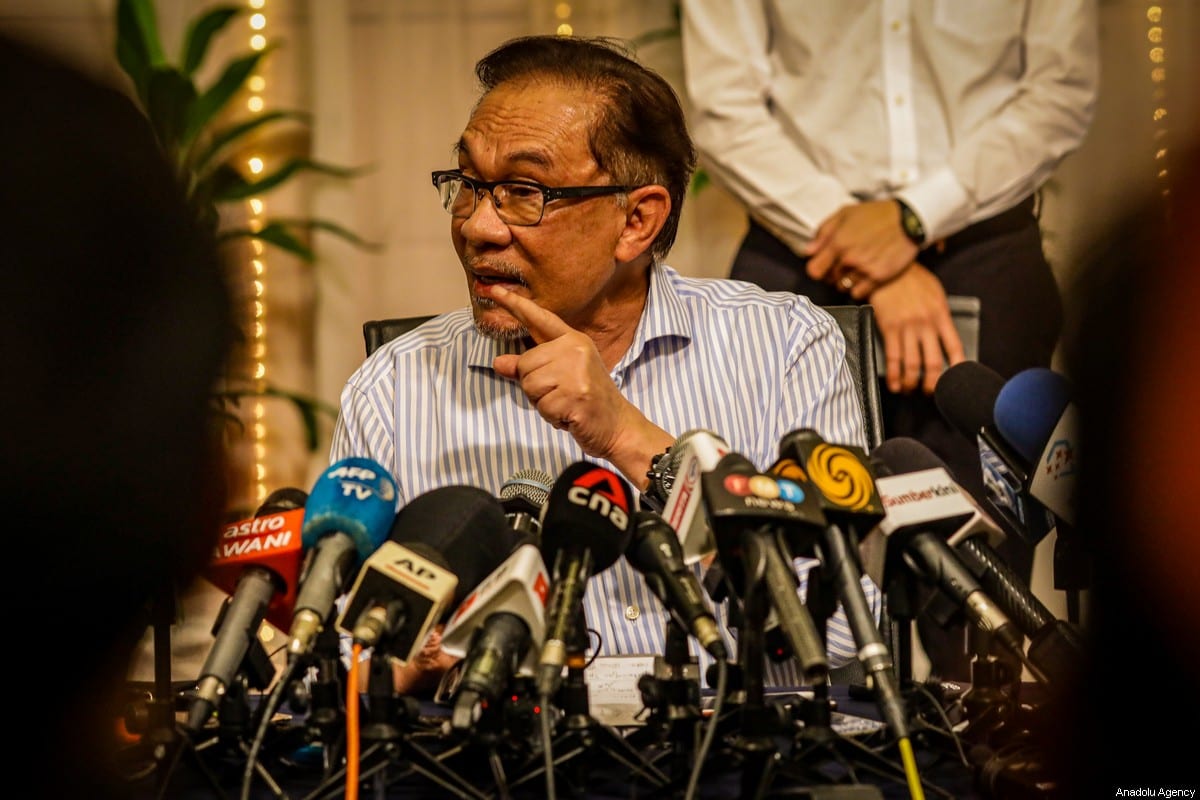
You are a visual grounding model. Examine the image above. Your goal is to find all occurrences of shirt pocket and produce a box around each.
[932,0,1024,42]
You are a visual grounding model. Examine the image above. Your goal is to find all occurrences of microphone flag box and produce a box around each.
[441,544,550,676]
[336,541,458,665]
[874,468,1004,549]
[206,507,305,631]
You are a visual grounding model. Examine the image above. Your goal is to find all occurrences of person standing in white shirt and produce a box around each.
[681,0,1099,680]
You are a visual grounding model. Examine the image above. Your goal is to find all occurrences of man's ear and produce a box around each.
[614,184,671,263]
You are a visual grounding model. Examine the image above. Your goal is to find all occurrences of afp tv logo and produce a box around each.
[722,472,806,504]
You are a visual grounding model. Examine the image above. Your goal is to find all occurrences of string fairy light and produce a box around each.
[554,2,573,36]
[1146,5,1169,204]
[245,0,269,505]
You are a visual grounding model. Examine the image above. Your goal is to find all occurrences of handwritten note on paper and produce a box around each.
[584,655,656,727]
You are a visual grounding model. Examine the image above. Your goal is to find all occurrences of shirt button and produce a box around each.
[891,19,902,32]
[894,95,905,106]
[624,604,640,621]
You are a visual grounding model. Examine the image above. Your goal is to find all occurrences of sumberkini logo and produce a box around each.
[881,484,959,508]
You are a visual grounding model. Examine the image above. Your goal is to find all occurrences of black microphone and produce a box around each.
[871,437,1084,685]
[775,428,909,740]
[699,451,829,684]
[287,458,397,656]
[869,438,1044,681]
[935,361,1057,545]
[186,488,307,733]
[534,462,636,698]
[624,509,728,661]
[337,485,521,665]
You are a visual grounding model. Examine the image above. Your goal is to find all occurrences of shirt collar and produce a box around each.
[464,263,694,371]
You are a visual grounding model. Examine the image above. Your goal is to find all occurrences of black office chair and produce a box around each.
[362,307,896,684]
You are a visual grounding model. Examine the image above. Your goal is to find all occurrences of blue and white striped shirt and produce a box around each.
[331,263,880,686]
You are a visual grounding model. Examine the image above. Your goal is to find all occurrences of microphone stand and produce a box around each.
[634,618,705,789]
[124,581,227,800]
[509,606,670,796]
[306,654,488,800]
[785,557,911,793]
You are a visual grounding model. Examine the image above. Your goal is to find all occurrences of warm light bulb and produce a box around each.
[248,156,264,174]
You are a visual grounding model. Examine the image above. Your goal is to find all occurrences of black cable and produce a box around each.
[685,656,727,800]
[240,655,301,800]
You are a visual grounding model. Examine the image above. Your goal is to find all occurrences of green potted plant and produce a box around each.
[114,0,377,458]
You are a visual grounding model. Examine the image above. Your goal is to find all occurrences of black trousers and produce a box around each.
[731,208,1062,680]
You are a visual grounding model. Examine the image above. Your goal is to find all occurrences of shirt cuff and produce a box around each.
[897,167,973,244]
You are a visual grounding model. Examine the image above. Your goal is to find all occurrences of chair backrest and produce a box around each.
[363,315,435,356]
[821,304,885,452]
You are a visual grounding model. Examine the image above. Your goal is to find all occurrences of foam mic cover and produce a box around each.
[539,462,635,573]
[288,459,397,654]
[206,489,307,632]
[301,457,397,559]
[934,360,1006,440]
[993,367,1074,466]
[389,485,522,614]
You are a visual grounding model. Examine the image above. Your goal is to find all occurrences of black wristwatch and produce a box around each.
[896,199,926,247]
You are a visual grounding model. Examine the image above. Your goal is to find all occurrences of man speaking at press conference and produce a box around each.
[327,34,881,691]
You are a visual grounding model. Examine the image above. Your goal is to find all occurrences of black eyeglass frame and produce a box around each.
[431,169,636,226]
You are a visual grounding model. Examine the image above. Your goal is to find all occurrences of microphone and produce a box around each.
[440,543,551,730]
[624,509,728,660]
[499,468,553,545]
[993,367,1078,527]
[336,486,521,665]
[775,429,909,740]
[534,462,636,698]
[699,451,829,684]
[187,488,307,732]
[648,428,730,564]
[868,438,1041,679]
[934,361,1057,545]
[871,437,1084,685]
[287,458,398,656]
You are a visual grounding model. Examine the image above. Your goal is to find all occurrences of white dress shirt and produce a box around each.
[681,0,1099,249]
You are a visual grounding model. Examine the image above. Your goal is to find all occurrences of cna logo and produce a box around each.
[722,472,806,504]
[806,443,875,511]
[1043,439,1076,480]
[567,467,631,530]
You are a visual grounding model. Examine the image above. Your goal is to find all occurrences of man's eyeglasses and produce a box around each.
[431,170,635,226]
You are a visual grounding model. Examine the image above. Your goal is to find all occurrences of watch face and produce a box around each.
[901,204,924,243]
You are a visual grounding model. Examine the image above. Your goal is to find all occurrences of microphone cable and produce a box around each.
[686,655,728,800]
[240,647,300,800]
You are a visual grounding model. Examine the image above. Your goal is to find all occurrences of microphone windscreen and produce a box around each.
[303,457,398,559]
[870,436,952,478]
[257,487,308,515]
[993,368,1074,465]
[934,360,1006,439]
[540,462,635,571]
[500,469,553,515]
[389,485,521,608]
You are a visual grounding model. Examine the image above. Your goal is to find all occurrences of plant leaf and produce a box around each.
[189,109,312,177]
[115,0,167,107]
[144,66,197,155]
[181,5,243,75]
[219,223,315,261]
[220,218,384,260]
[214,385,337,452]
[211,157,373,202]
[182,46,275,147]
